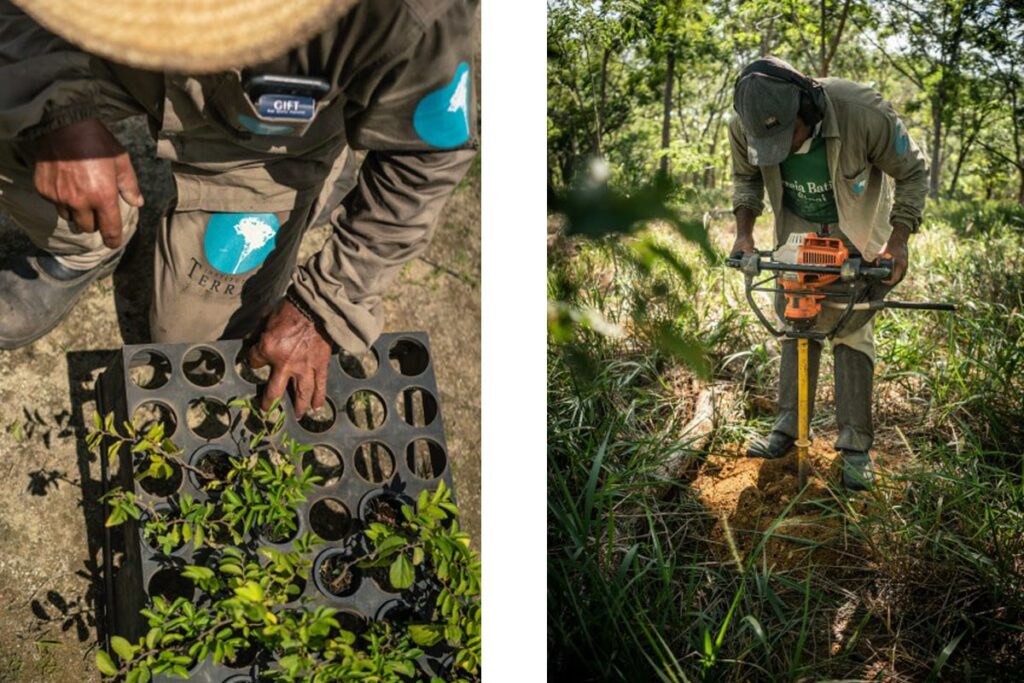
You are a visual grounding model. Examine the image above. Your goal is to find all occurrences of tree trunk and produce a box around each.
[822,0,852,77]
[594,47,610,156]
[947,126,978,198]
[660,49,676,180]
[929,97,943,198]
[820,0,827,76]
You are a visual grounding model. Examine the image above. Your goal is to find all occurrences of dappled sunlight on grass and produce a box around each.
[549,199,1024,681]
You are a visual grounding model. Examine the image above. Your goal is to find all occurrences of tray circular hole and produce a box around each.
[302,445,344,487]
[395,386,438,427]
[137,455,184,498]
[359,491,411,527]
[186,397,231,440]
[406,439,448,480]
[314,549,362,598]
[182,346,226,387]
[234,347,270,384]
[259,511,300,545]
[375,598,407,623]
[223,640,260,670]
[140,505,184,553]
[353,442,395,484]
[298,399,336,434]
[148,567,194,603]
[334,610,369,637]
[128,349,172,390]
[388,338,429,376]
[339,348,379,379]
[242,401,284,435]
[132,400,177,438]
[283,572,308,603]
[188,446,235,494]
[345,390,386,431]
[308,497,352,542]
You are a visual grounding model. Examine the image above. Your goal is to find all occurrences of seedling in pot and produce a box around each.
[89,400,481,681]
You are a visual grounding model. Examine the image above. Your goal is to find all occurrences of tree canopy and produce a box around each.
[548,0,1024,203]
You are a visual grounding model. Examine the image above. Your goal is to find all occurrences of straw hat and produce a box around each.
[11,0,361,73]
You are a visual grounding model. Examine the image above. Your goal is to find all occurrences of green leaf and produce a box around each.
[389,553,414,590]
[376,534,407,556]
[412,547,425,566]
[182,565,214,583]
[408,624,444,647]
[95,650,118,676]
[105,507,127,528]
[234,581,264,603]
[110,635,134,662]
[145,627,162,650]
[219,562,244,576]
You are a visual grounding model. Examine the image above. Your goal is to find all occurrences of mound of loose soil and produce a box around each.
[691,435,898,573]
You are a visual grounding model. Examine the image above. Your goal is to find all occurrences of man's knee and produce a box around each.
[832,320,875,364]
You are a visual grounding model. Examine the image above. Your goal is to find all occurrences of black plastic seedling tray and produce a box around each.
[96,334,456,682]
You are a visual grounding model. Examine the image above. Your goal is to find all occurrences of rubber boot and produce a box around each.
[834,344,875,490]
[0,251,121,350]
[747,338,822,458]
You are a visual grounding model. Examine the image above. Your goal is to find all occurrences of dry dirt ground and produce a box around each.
[0,119,480,681]
[692,435,900,573]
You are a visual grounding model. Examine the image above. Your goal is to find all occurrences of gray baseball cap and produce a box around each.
[733,56,804,166]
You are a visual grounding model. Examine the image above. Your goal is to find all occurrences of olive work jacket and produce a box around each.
[0,0,479,353]
[729,77,928,261]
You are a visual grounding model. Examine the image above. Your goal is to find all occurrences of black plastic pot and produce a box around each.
[97,334,457,682]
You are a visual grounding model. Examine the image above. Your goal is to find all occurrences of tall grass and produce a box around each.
[548,200,1024,681]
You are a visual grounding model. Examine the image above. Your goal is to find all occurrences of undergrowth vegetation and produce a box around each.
[548,199,1024,681]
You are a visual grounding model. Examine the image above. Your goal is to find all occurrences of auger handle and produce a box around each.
[882,301,957,311]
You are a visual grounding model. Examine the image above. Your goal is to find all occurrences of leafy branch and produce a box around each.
[88,399,480,681]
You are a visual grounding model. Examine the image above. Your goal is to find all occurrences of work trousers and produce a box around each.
[770,209,893,452]
[0,137,359,343]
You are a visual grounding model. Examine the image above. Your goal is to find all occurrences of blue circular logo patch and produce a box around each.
[413,62,471,148]
[203,213,280,275]
[894,119,909,156]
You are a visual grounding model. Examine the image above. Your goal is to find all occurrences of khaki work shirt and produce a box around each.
[729,78,929,261]
[0,0,479,353]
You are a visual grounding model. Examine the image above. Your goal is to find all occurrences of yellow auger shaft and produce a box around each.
[796,337,810,489]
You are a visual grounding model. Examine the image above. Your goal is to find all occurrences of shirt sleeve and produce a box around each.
[863,97,929,232]
[0,0,142,140]
[728,115,765,216]
[290,0,478,352]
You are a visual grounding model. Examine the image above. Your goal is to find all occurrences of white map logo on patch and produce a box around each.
[232,216,277,274]
[447,71,470,128]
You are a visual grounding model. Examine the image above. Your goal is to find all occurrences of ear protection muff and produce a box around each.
[734,59,825,127]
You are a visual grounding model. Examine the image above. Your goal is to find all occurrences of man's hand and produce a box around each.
[730,232,755,258]
[32,118,144,249]
[248,299,334,415]
[881,223,911,285]
[730,207,757,258]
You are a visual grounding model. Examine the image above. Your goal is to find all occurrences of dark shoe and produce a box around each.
[841,449,874,491]
[746,430,795,459]
[0,251,121,350]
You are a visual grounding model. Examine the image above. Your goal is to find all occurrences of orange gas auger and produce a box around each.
[726,233,955,489]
